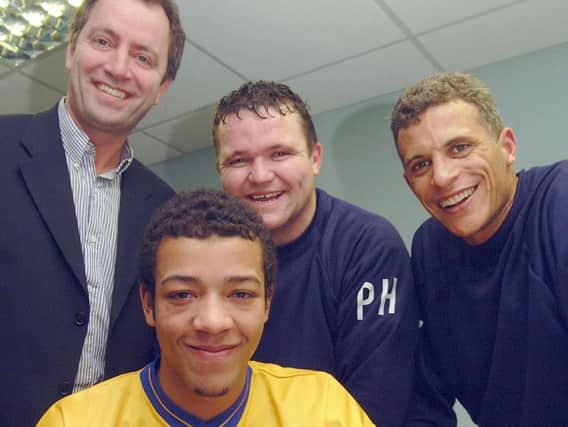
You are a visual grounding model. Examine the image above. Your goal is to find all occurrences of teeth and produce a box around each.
[97,83,126,99]
[440,187,475,208]
[250,192,280,201]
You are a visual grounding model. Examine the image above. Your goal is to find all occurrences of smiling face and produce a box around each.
[217,109,322,246]
[397,100,518,245]
[65,0,172,141]
[140,235,269,419]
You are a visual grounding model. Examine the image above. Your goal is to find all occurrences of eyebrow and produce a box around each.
[225,275,263,286]
[86,27,160,60]
[403,136,477,168]
[403,154,424,170]
[160,274,262,287]
[224,143,293,156]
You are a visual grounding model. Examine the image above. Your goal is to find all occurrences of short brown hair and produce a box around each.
[69,0,186,81]
[212,81,318,156]
[391,72,504,144]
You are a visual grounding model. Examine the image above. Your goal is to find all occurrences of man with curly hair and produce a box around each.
[37,190,374,426]
[212,81,420,426]
[392,72,568,425]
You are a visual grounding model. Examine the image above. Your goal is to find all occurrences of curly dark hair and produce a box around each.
[391,72,504,149]
[212,80,318,155]
[139,189,276,302]
[69,0,186,82]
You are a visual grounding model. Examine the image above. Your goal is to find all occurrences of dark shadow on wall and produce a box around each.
[325,102,427,248]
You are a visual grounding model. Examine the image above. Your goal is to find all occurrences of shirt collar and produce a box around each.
[58,97,134,176]
[140,359,251,427]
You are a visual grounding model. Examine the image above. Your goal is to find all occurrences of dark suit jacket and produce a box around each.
[0,104,175,426]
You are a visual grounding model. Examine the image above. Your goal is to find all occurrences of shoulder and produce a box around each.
[316,188,405,248]
[0,112,42,144]
[517,161,567,199]
[249,361,356,402]
[0,112,34,128]
[67,371,141,402]
[36,371,148,426]
[41,371,141,413]
[247,362,373,426]
[515,161,568,231]
[250,361,337,386]
[124,159,175,199]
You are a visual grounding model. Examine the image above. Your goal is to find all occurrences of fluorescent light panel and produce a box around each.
[0,0,82,68]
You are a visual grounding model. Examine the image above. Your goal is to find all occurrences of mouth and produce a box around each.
[96,82,128,99]
[439,186,477,209]
[247,191,283,203]
[187,344,239,355]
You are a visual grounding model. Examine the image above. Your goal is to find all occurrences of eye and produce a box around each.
[135,54,153,67]
[230,290,256,299]
[92,36,111,49]
[409,159,431,174]
[450,143,471,155]
[272,150,290,159]
[225,157,249,167]
[168,291,194,300]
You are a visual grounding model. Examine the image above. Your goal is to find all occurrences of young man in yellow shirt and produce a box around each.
[38,190,374,426]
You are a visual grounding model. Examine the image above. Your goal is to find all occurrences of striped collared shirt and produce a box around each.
[57,98,134,392]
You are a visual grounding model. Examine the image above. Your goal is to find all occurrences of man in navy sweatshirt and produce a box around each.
[212,80,420,426]
[392,72,568,426]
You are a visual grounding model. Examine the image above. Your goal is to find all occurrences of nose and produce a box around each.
[105,47,131,81]
[247,158,274,184]
[192,296,233,335]
[430,157,458,187]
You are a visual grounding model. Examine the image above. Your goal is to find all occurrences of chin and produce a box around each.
[194,386,229,398]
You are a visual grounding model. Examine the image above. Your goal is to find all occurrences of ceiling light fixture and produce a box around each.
[0,0,82,68]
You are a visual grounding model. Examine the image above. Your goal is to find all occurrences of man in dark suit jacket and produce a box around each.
[0,0,186,425]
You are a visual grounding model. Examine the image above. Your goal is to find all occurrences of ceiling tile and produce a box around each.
[21,47,68,92]
[129,132,184,166]
[383,0,523,34]
[0,72,62,114]
[419,0,568,71]
[179,0,405,81]
[144,104,217,153]
[137,43,244,129]
[0,63,10,76]
[285,41,437,115]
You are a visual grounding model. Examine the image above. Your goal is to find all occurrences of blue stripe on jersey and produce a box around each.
[140,359,251,427]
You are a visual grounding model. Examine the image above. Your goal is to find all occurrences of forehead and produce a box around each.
[155,236,264,283]
[398,101,489,154]
[218,108,307,151]
[82,0,170,50]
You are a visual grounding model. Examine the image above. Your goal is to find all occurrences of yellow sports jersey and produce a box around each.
[37,360,375,426]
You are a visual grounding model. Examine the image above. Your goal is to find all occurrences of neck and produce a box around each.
[90,136,127,175]
[466,173,519,245]
[63,99,128,175]
[273,190,317,247]
[157,363,246,421]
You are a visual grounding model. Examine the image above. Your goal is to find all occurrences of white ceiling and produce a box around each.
[2,0,567,166]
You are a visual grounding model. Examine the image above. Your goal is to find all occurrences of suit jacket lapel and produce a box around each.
[19,105,87,293]
[110,161,153,326]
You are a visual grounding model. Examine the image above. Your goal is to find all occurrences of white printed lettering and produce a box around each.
[378,277,397,315]
[356,282,374,320]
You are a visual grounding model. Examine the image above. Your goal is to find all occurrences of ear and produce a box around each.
[264,297,272,322]
[65,42,75,72]
[498,127,516,167]
[311,142,323,176]
[139,284,156,327]
[154,78,173,105]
